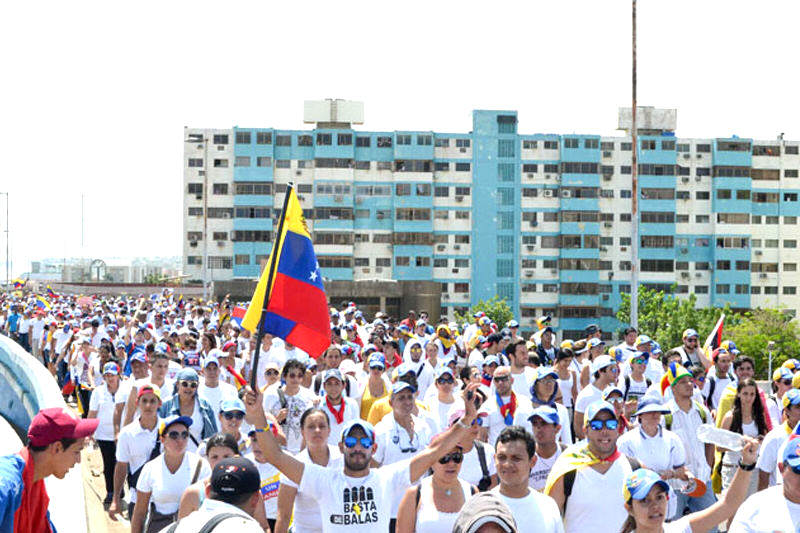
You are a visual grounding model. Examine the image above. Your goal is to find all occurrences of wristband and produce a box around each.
[738,460,755,471]
[455,419,470,430]
[254,423,278,437]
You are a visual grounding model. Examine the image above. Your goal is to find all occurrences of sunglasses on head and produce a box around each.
[166,430,189,440]
[589,419,619,431]
[223,412,245,420]
[438,451,464,465]
[343,436,374,449]
[180,381,198,389]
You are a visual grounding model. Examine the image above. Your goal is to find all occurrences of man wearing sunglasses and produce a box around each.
[730,436,800,531]
[757,389,800,491]
[574,355,618,439]
[672,328,711,370]
[490,426,563,533]
[243,383,481,533]
[545,400,635,533]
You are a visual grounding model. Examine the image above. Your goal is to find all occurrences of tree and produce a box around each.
[454,296,514,330]
[616,285,733,352]
[726,308,800,379]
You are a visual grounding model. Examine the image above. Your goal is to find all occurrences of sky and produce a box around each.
[2,0,799,280]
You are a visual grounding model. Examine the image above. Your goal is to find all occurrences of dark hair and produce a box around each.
[282,358,306,377]
[730,378,768,437]
[623,327,638,336]
[398,372,419,391]
[459,366,473,383]
[733,356,755,371]
[505,339,527,357]
[205,433,240,456]
[689,364,705,378]
[29,437,78,453]
[495,425,536,459]
[527,354,541,366]
[556,348,574,361]
[203,332,217,349]
[662,349,681,366]
[619,482,669,533]
[300,407,330,429]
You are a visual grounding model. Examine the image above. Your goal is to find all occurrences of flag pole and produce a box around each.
[249,182,294,390]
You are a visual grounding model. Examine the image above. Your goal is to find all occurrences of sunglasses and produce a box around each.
[180,381,198,389]
[606,396,624,404]
[287,373,304,379]
[166,430,189,440]
[266,370,279,376]
[782,379,794,386]
[437,377,455,384]
[695,376,706,383]
[632,358,647,365]
[493,375,510,383]
[223,412,245,420]
[589,419,619,431]
[438,451,464,465]
[343,436,374,449]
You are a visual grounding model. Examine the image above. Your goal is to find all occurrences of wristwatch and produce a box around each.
[455,419,470,430]
[738,460,755,471]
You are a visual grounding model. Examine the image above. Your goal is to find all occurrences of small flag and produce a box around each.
[231,306,247,327]
[702,314,725,360]
[34,296,51,311]
[46,285,56,299]
[12,278,26,289]
[227,365,248,391]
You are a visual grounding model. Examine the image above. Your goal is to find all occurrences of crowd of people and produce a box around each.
[1,289,800,532]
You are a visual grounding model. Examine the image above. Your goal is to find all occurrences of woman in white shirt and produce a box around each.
[554,350,578,422]
[619,437,758,533]
[131,415,211,533]
[396,432,476,533]
[275,408,343,533]
[87,361,125,504]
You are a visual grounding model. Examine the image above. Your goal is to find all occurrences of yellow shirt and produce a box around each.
[360,380,389,420]
[366,397,428,425]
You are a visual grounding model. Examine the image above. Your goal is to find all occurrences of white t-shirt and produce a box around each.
[510,367,535,399]
[484,394,520,448]
[116,419,161,504]
[249,454,281,519]
[136,452,211,514]
[198,381,238,418]
[30,318,46,348]
[169,498,263,533]
[489,487,564,533]
[263,386,317,453]
[574,384,606,414]
[425,397,461,432]
[298,460,413,533]
[563,458,632,533]
[702,374,733,410]
[89,382,126,441]
[729,484,800,532]
[459,443,496,488]
[663,517,692,533]
[320,397,360,445]
[756,424,791,486]
[529,447,563,491]
[281,445,344,533]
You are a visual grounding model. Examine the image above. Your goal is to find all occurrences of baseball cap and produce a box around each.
[368,354,386,369]
[203,354,220,368]
[177,368,199,382]
[27,407,99,447]
[588,337,605,348]
[452,492,517,533]
[528,405,560,425]
[130,350,148,365]
[435,366,454,380]
[395,362,416,378]
[532,366,558,383]
[584,400,616,425]
[220,398,246,414]
[783,389,800,410]
[624,469,669,501]
[773,367,793,382]
[392,381,417,396]
[783,358,800,372]
[160,415,193,436]
[506,320,520,328]
[682,328,699,339]
[591,355,616,374]
[340,419,376,442]
[137,384,161,401]
[584,324,600,336]
[339,359,357,375]
[628,351,650,364]
[323,368,344,383]
[482,355,500,367]
[102,362,120,375]
[447,406,489,428]
[635,335,653,347]
[210,457,261,500]
[602,387,624,402]
[633,398,671,417]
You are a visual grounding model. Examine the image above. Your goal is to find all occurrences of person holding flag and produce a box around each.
[241,183,331,390]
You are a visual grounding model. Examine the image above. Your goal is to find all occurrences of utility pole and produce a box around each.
[630,0,639,329]
[202,137,209,300]
[0,192,7,288]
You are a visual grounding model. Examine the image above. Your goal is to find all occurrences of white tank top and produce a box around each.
[415,478,472,533]
[564,458,632,533]
[557,372,575,408]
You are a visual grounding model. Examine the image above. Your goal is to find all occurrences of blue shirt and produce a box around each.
[6,314,20,334]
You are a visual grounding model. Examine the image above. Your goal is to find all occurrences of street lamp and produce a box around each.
[185,135,209,300]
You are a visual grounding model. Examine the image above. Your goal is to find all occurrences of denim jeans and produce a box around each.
[671,484,718,533]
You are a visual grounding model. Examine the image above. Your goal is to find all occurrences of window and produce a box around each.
[696,167,711,176]
[696,144,711,153]
[396,184,411,196]
[355,161,371,170]
[641,259,674,272]
[497,115,516,134]
[497,212,514,229]
[561,162,599,174]
[316,133,332,146]
[765,286,779,295]
[455,211,470,220]
[395,208,431,221]
[497,259,514,277]
[234,254,250,265]
[752,169,780,180]
[455,162,471,172]
[376,258,391,267]
[676,261,689,270]
[256,132,272,144]
[564,138,579,149]
[497,235,514,253]
[454,234,470,244]
[435,186,449,197]
[456,139,470,148]
[786,169,799,178]
[417,135,432,146]
[435,138,449,148]
[235,131,251,144]
[522,164,538,173]
[620,214,632,222]
[454,283,469,293]
[373,234,392,243]
[716,213,750,224]
[498,140,515,158]
[377,136,392,148]
[716,284,730,294]
[275,135,291,146]
[356,136,370,147]
[662,140,676,150]
[620,166,631,175]
[522,188,538,198]
[497,163,514,181]
[188,158,203,168]
[676,191,690,200]
[786,240,798,248]
[716,190,731,200]
[601,190,614,198]
[766,216,780,224]
[787,216,798,224]
[231,230,270,242]
[188,183,203,195]
[275,160,290,168]
[787,145,799,155]
[785,263,797,272]
[397,134,411,145]
[294,135,311,146]
[314,233,354,245]
[212,183,228,195]
[641,188,674,200]
[694,285,708,294]
[207,207,233,218]
[317,256,353,269]
[395,160,432,172]
[786,193,799,202]
[254,156,271,168]
[187,256,202,265]
[544,164,559,173]
[641,236,674,248]
[641,140,656,150]
[188,207,203,216]
[234,182,272,195]
[213,134,228,145]
[785,287,797,295]
[753,145,780,156]
[213,159,228,168]
[714,166,750,178]
[695,215,709,223]
[454,187,471,196]
[435,162,450,171]
[455,259,470,269]
[522,140,538,149]
[585,139,599,149]
[211,232,227,241]
[415,184,431,196]
[620,190,632,198]
[415,257,431,267]
[716,260,731,270]
[187,231,202,242]
[677,214,689,223]
[641,212,675,223]
[497,188,514,205]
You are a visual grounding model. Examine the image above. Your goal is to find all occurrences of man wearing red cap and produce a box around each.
[0,407,98,532]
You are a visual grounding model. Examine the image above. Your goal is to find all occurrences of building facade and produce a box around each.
[183,106,800,338]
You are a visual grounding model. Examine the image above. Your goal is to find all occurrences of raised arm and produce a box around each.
[243,387,305,485]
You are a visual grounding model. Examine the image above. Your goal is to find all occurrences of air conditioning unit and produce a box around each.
[602,294,609,301]
[436,245,445,252]
[760,273,767,279]
[550,269,557,274]
[603,175,611,181]
[442,294,449,300]
[755,250,763,255]
[695,176,701,182]
[525,271,533,277]
[531,221,538,227]
[681,177,689,183]
[334,195,343,202]
[695,272,702,277]
[195,194,202,200]
[604,222,612,228]
[527,173,535,178]
[459,147,467,153]
[600,246,608,252]
[554,176,561,182]
[376,267,383,273]
[189,241,198,247]
[683,154,691,159]
[681,272,689,278]
[545,174,552,180]
[543,190,554,198]
[526,245,535,251]
[216,241,224,247]
[452,268,460,273]
[454,244,461,250]
[696,154,702,159]
[621,246,628,251]
[295,171,302,176]
[361,268,370,273]
[561,190,572,198]
[681,248,688,254]
[455,196,464,202]
[355,197,363,204]
[603,151,612,158]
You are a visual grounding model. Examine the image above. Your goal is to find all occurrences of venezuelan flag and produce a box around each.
[242,186,330,358]
[231,306,247,327]
[46,285,56,299]
[34,296,51,311]
[702,313,724,359]
[12,278,26,289]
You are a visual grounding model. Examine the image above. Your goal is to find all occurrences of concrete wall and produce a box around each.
[48,282,205,298]
[0,334,87,532]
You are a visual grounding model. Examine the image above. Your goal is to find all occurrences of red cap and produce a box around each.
[27,407,99,447]
[222,340,237,352]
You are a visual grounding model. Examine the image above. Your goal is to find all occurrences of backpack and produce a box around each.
[562,456,641,512]
[474,441,492,492]
[126,437,162,491]
[622,375,651,400]
[663,400,708,430]
[164,512,255,533]
[705,376,717,409]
